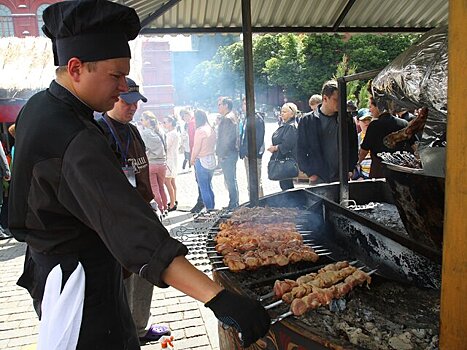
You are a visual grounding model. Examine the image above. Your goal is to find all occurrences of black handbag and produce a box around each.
[267,153,299,181]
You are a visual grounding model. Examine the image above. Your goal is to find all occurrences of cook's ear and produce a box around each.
[67,57,85,82]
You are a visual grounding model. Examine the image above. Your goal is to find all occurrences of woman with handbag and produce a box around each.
[267,102,299,191]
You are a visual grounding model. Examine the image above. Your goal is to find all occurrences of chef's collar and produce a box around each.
[48,80,94,119]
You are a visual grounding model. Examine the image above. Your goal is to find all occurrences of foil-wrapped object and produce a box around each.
[373,26,448,177]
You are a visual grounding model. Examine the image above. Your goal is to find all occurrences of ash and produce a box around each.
[263,278,440,350]
[357,202,408,235]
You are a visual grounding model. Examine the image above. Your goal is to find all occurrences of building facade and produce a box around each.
[0,0,59,37]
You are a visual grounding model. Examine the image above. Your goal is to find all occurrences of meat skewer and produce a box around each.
[272,261,351,299]
[270,269,376,324]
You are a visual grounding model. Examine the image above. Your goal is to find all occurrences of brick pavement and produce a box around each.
[0,121,310,349]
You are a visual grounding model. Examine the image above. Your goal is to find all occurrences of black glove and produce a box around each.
[205,289,270,347]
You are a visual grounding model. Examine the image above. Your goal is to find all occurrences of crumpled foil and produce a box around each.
[372,26,448,151]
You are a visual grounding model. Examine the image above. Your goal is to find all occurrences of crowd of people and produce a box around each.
[127,79,418,215]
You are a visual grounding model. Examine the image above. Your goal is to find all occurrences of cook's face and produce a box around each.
[78,58,130,112]
[280,104,294,122]
[110,98,138,124]
[323,91,339,114]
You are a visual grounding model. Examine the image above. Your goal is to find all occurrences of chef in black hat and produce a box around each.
[8,1,270,349]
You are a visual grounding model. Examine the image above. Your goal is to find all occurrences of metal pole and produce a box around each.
[337,78,349,203]
[241,0,259,206]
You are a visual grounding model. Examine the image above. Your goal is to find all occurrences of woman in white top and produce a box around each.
[140,111,168,214]
[162,116,180,211]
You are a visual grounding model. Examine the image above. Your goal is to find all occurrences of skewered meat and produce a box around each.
[383,107,428,148]
[290,269,372,316]
[222,246,319,272]
[272,261,351,298]
[282,266,357,303]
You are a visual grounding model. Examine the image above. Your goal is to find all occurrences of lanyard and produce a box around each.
[102,115,131,165]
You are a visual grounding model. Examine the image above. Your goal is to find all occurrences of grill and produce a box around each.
[205,181,441,350]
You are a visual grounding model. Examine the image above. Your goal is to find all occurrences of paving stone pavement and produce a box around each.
[0,121,310,349]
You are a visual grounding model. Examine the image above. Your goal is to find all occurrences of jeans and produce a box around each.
[194,159,215,209]
[219,153,239,208]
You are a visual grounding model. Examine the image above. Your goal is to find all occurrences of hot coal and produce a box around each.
[254,277,439,350]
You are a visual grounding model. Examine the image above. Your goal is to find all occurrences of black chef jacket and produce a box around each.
[9,78,188,310]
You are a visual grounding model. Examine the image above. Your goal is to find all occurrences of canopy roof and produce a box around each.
[122,0,449,34]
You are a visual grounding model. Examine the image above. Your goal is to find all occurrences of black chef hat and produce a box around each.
[42,0,141,66]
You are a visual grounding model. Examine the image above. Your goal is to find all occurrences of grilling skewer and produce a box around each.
[212,252,332,272]
[265,265,365,309]
[270,269,377,324]
[258,260,358,301]
[209,249,330,261]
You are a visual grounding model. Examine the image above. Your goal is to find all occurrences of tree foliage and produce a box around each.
[184,33,420,107]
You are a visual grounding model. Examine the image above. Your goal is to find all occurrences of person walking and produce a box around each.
[191,110,217,210]
[140,111,168,216]
[216,97,239,209]
[8,1,270,348]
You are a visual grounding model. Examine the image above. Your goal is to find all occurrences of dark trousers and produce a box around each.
[219,153,239,208]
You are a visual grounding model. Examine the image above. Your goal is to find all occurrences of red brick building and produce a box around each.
[0,0,59,37]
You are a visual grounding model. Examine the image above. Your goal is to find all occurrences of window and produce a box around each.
[0,5,14,37]
[36,4,50,37]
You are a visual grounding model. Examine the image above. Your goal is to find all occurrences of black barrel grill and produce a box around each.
[206,181,441,350]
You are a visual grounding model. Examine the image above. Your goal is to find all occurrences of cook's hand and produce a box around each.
[206,289,270,347]
[267,145,278,153]
[309,175,319,183]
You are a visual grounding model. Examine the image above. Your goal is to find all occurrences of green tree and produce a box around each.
[345,34,420,73]
[333,54,358,101]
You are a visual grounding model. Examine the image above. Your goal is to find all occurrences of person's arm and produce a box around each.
[162,256,221,302]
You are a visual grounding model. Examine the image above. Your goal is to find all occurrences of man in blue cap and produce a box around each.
[8,1,269,349]
[96,77,172,343]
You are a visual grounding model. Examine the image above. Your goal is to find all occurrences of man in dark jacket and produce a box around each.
[239,97,265,197]
[8,1,269,348]
[216,97,239,209]
[297,80,358,184]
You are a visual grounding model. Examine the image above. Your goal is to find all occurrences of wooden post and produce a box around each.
[440,0,467,347]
